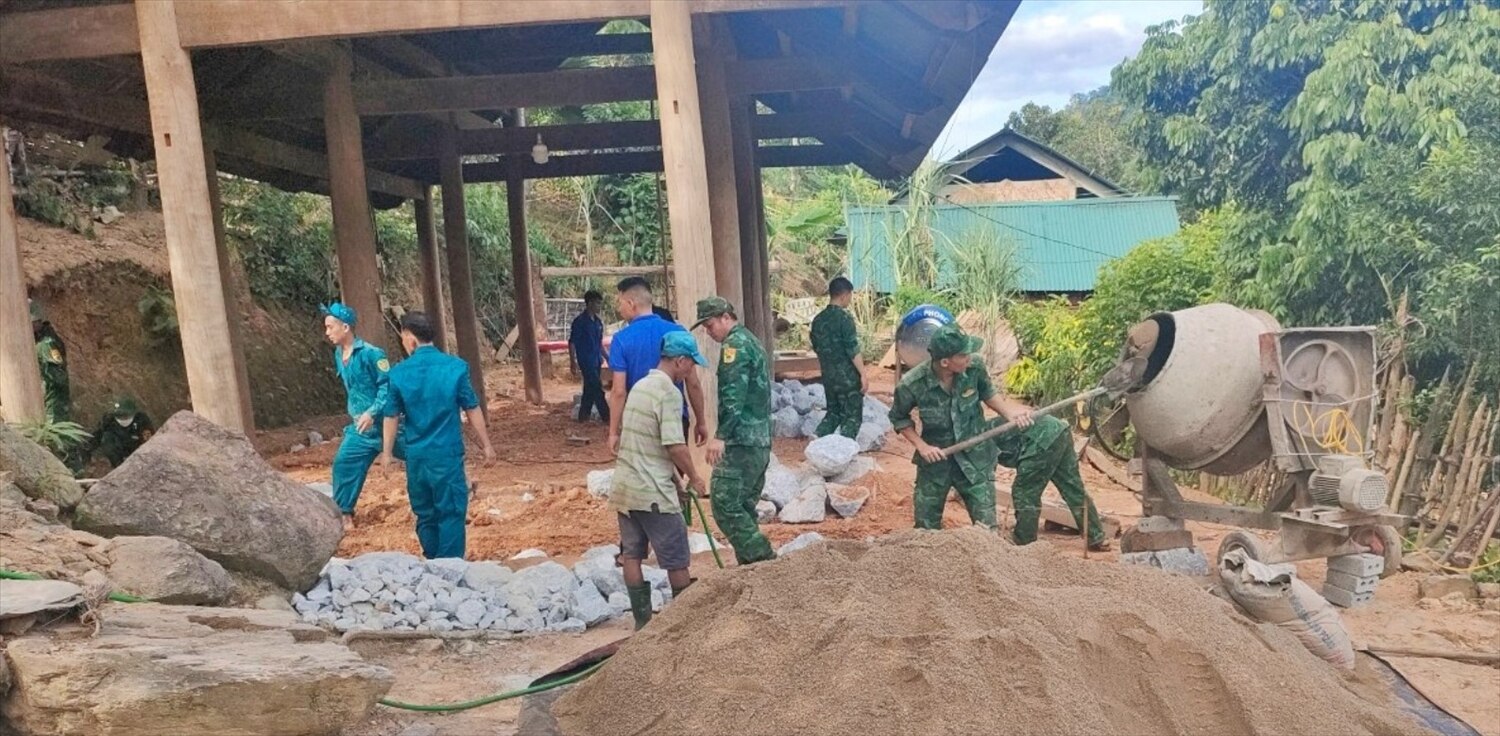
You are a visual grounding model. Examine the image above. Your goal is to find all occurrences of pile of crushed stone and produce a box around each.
[555,528,1418,736]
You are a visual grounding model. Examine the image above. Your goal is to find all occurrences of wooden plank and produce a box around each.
[443,32,654,66]
[651,0,718,425]
[460,144,849,181]
[412,189,448,351]
[540,265,666,278]
[0,3,139,64]
[136,0,251,433]
[439,123,486,407]
[695,18,744,313]
[0,124,46,422]
[215,56,852,120]
[323,46,387,352]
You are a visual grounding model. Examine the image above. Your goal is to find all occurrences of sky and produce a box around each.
[934,0,1203,158]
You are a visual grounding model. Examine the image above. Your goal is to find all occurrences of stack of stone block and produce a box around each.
[1322,552,1382,608]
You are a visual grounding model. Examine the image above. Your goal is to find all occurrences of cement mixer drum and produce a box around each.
[1125,303,1281,475]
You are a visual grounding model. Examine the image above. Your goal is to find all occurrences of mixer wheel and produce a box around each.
[1217,531,1266,570]
[1352,525,1404,579]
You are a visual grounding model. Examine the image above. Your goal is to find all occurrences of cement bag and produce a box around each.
[1219,549,1354,670]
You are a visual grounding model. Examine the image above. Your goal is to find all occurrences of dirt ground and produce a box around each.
[261,364,1499,736]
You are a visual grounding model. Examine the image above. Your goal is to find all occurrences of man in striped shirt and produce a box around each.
[611,331,709,629]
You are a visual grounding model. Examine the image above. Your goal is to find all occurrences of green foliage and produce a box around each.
[445,183,568,343]
[221,178,335,307]
[12,419,91,455]
[594,174,666,265]
[763,164,890,292]
[1115,0,1500,389]
[137,285,179,348]
[1004,296,1088,405]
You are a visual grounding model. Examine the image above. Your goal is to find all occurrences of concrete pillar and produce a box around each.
[0,127,45,422]
[438,124,486,405]
[650,0,718,423]
[202,145,255,430]
[694,19,744,315]
[413,189,448,351]
[135,0,251,433]
[506,112,544,405]
[322,45,385,351]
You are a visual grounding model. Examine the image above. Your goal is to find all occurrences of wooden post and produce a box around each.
[202,145,255,430]
[650,0,718,423]
[413,188,448,351]
[752,153,774,355]
[135,0,250,433]
[0,127,45,422]
[694,19,743,313]
[729,94,771,352]
[323,44,386,351]
[506,111,543,405]
[438,124,486,405]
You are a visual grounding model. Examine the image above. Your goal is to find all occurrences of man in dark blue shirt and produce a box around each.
[569,290,608,423]
[607,278,707,454]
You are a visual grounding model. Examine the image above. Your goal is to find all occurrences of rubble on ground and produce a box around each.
[0,424,84,510]
[777,471,827,524]
[769,380,892,450]
[105,536,233,606]
[554,528,1419,736]
[805,434,860,477]
[1,603,392,736]
[75,412,343,590]
[585,469,613,499]
[293,548,674,634]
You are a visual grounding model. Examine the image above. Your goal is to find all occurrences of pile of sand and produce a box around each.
[555,528,1419,736]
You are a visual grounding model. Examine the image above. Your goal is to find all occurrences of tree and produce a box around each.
[1114,0,1500,388]
[1003,88,1145,191]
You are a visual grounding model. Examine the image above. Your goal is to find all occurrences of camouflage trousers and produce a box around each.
[1010,432,1104,545]
[816,375,863,439]
[912,459,996,530]
[710,445,776,565]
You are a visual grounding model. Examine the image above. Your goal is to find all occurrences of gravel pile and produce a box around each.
[292,547,673,634]
[771,380,892,451]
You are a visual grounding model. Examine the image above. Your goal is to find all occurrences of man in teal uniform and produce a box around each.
[381,312,495,560]
[996,414,1111,551]
[889,324,1035,530]
[810,277,866,438]
[323,302,391,530]
[695,296,776,565]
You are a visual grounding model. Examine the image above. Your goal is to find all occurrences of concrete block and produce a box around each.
[1321,585,1374,609]
[1134,516,1186,534]
[1119,528,1194,553]
[1327,553,1384,578]
[1324,570,1378,595]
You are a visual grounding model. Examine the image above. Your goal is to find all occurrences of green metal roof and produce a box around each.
[846,197,1181,293]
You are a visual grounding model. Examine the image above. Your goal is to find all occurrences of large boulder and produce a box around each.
[1,603,392,736]
[805,434,860,478]
[75,412,342,590]
[761,457,801,509]
[778,472,827,524]
[0,500,110,582]
[0,423,83,510]
[106,536,233,606]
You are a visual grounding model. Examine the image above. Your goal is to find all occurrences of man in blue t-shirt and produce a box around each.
[569,290,608,423]
[606,278,707,454]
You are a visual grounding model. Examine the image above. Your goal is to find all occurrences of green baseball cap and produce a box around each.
[109,396,139,417]
[927,323,982,360]
[691,296,736,330]
[661,331,709,366]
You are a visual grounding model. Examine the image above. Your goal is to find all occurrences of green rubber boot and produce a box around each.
[626,582,653,630]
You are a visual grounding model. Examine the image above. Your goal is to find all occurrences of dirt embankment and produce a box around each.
[18,212,343,433]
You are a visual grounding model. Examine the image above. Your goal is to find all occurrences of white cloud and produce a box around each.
[933,0,1201,157]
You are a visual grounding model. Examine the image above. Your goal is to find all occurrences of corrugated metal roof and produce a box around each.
[846,196,1181,293]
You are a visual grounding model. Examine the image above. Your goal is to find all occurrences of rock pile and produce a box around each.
[770,380,892,451]
[294,547,674,633]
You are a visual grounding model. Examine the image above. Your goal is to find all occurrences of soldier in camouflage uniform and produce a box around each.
[889,324,1036,529]
[996,414,1110,550]
[694,296,776,564]
[810,277,866,439]
[30,301,70,424]
[89,396,155,469]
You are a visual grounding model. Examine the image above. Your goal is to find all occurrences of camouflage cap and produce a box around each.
[691,296,736,330]
[927,323,982,361]
[109,396,139,417]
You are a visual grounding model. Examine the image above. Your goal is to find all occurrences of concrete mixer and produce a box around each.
[1105,303,1404,603]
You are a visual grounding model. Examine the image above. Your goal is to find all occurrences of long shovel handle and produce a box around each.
[940,387,1107,458]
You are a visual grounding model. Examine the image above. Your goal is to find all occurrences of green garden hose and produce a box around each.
[690,494,725,570]
[378,660,606,712]
[0,567,148,603]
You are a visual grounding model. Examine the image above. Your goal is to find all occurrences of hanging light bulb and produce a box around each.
[531,134,549,165]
